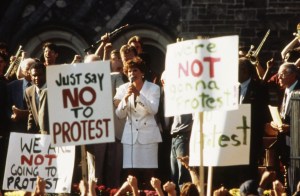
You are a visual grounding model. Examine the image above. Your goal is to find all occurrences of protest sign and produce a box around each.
[47,61,115,146]
[164,36,239,116]
[2,133,75,193]
[189,104,251,166]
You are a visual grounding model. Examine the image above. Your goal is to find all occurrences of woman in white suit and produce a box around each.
[114,57,162,187]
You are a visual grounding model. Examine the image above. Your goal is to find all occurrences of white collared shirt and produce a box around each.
[35,83,47,96]
[282,80,298,116]
[239,78,251,104]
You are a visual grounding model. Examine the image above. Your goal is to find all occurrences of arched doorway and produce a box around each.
[23,24,174,78]
[111,24,175,78]
[23,29,89,64]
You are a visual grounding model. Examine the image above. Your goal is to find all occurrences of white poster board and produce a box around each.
[189,104,251,166]
[2,133,75,193]
[47,61,115,146]
[164,36,239,116]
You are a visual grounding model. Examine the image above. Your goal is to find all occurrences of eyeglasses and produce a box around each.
[278,72,291,79]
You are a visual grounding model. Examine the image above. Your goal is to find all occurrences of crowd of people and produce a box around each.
[1,27,300,196]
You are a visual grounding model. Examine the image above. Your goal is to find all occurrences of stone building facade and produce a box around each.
[0,0,300,192]
[0,0,181,76]
[0,0,299,73]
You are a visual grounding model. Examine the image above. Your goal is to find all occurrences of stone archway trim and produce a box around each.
[24,30,89,58]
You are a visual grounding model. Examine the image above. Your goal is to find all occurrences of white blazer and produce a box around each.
[114,80,162,145]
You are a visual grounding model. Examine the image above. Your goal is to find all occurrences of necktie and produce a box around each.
[280,92,287,119]
[26,82,32,88]
[36,89,42,110]
[238,85,242,104]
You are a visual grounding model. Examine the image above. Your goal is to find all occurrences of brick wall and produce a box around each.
[1,0,299,67]
[180,0,300,66]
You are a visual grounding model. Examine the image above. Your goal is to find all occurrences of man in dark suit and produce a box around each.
[214,57,270,189]
[239,57,270,181]
[6,58,35,133]
[270,62,300,191]
[271,63,300,129]
[24,61,48,134]
[0,79,8,190]
[0,80,8,137]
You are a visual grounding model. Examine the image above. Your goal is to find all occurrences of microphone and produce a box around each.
[129,76,135,83]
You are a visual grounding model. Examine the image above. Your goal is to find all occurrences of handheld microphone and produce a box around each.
[129,77,135,83]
